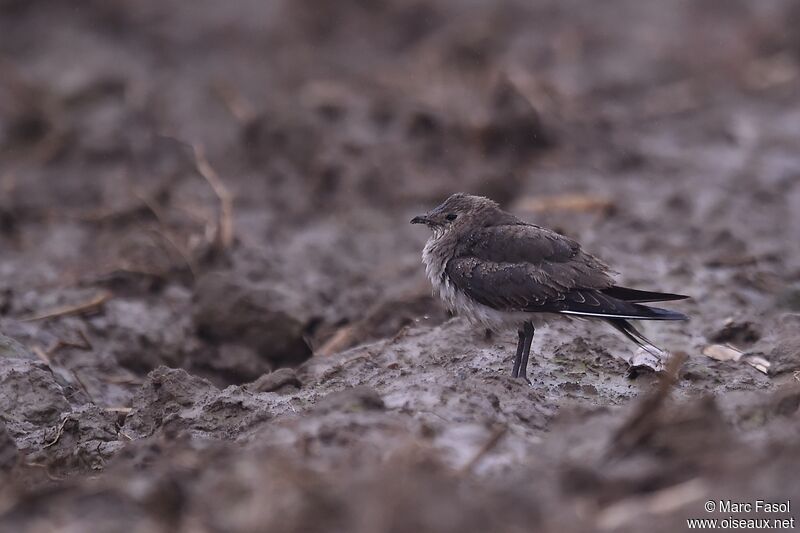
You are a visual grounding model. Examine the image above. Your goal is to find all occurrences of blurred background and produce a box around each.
[0,0,799,531]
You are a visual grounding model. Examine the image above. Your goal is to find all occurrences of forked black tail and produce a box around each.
[606,317,666,357]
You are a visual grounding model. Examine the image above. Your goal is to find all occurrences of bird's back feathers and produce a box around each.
[443,222,688,321]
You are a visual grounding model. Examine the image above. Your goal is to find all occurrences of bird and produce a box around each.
[411,193,688,382]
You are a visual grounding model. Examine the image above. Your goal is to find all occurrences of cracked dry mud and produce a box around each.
[1,0,799,531]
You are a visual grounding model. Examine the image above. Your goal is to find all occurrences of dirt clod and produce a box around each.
[0,420,18,472]
[0,358,70,432]
[192,272,312,372]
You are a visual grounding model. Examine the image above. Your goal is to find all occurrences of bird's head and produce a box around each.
[411,193,501,236]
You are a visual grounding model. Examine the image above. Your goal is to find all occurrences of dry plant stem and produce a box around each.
[133,188,198,276]
[23,462,64,481]
[318,290,427,355]
[611,351,688,454]
[146,227,198,279]
[595,479,708,530]
[75,180,172,224]
[46,332,93,357]
[20,291,112,322]
[317,325,358,356]
[460,426,508,474]
[518,194,615,215]
[76,326,93,350]
[43,417,70,448]
[71,369,95,403]
[192,144,234,253]
[31,346,52,366]
[133,186,170,226]
[212,80,257,124]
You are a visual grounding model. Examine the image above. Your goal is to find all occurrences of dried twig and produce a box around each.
[133,188,198,277]
[23,462,64,481]
[317,289,430,356]
[517,194,615,215]
[212,80,256,125]
[742,53,798,91]
[71,369,95,403]
[610,351,687,454]
[46,331,93,357]
[133,186,170,226]
[73,180,172,225]
[317,325,358,357]
[192,144,234,253]
[460,426,507,474]
[43,417,70,448]
[389,324,412,344]
[32,346,52,366]
[146,227,198,279]
[596,479,707,530]
[76,326,93,350]
[20,291,112,322]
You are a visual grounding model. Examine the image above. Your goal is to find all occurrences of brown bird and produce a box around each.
[411,193,688,382]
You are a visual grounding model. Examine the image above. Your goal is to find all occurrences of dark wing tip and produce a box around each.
[602,286,690,303]
[551,289,689,320]
[643,306,689,320]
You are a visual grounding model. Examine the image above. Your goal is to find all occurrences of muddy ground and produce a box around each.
[1,0,799,531]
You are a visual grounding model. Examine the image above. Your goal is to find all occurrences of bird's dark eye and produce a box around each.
[445,213,458,221]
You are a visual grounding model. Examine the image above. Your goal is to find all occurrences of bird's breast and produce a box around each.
[421,236,448,295]
[422,237,553,331]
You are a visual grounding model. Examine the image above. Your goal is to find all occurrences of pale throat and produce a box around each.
[421,228,457,297]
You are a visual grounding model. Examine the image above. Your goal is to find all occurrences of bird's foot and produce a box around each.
[511,372,532,386]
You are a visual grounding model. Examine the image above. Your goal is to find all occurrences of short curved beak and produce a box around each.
[410,215,429,225]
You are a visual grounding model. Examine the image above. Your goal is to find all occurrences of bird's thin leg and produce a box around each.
[518,321,535,383]
[511,329,525,378]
